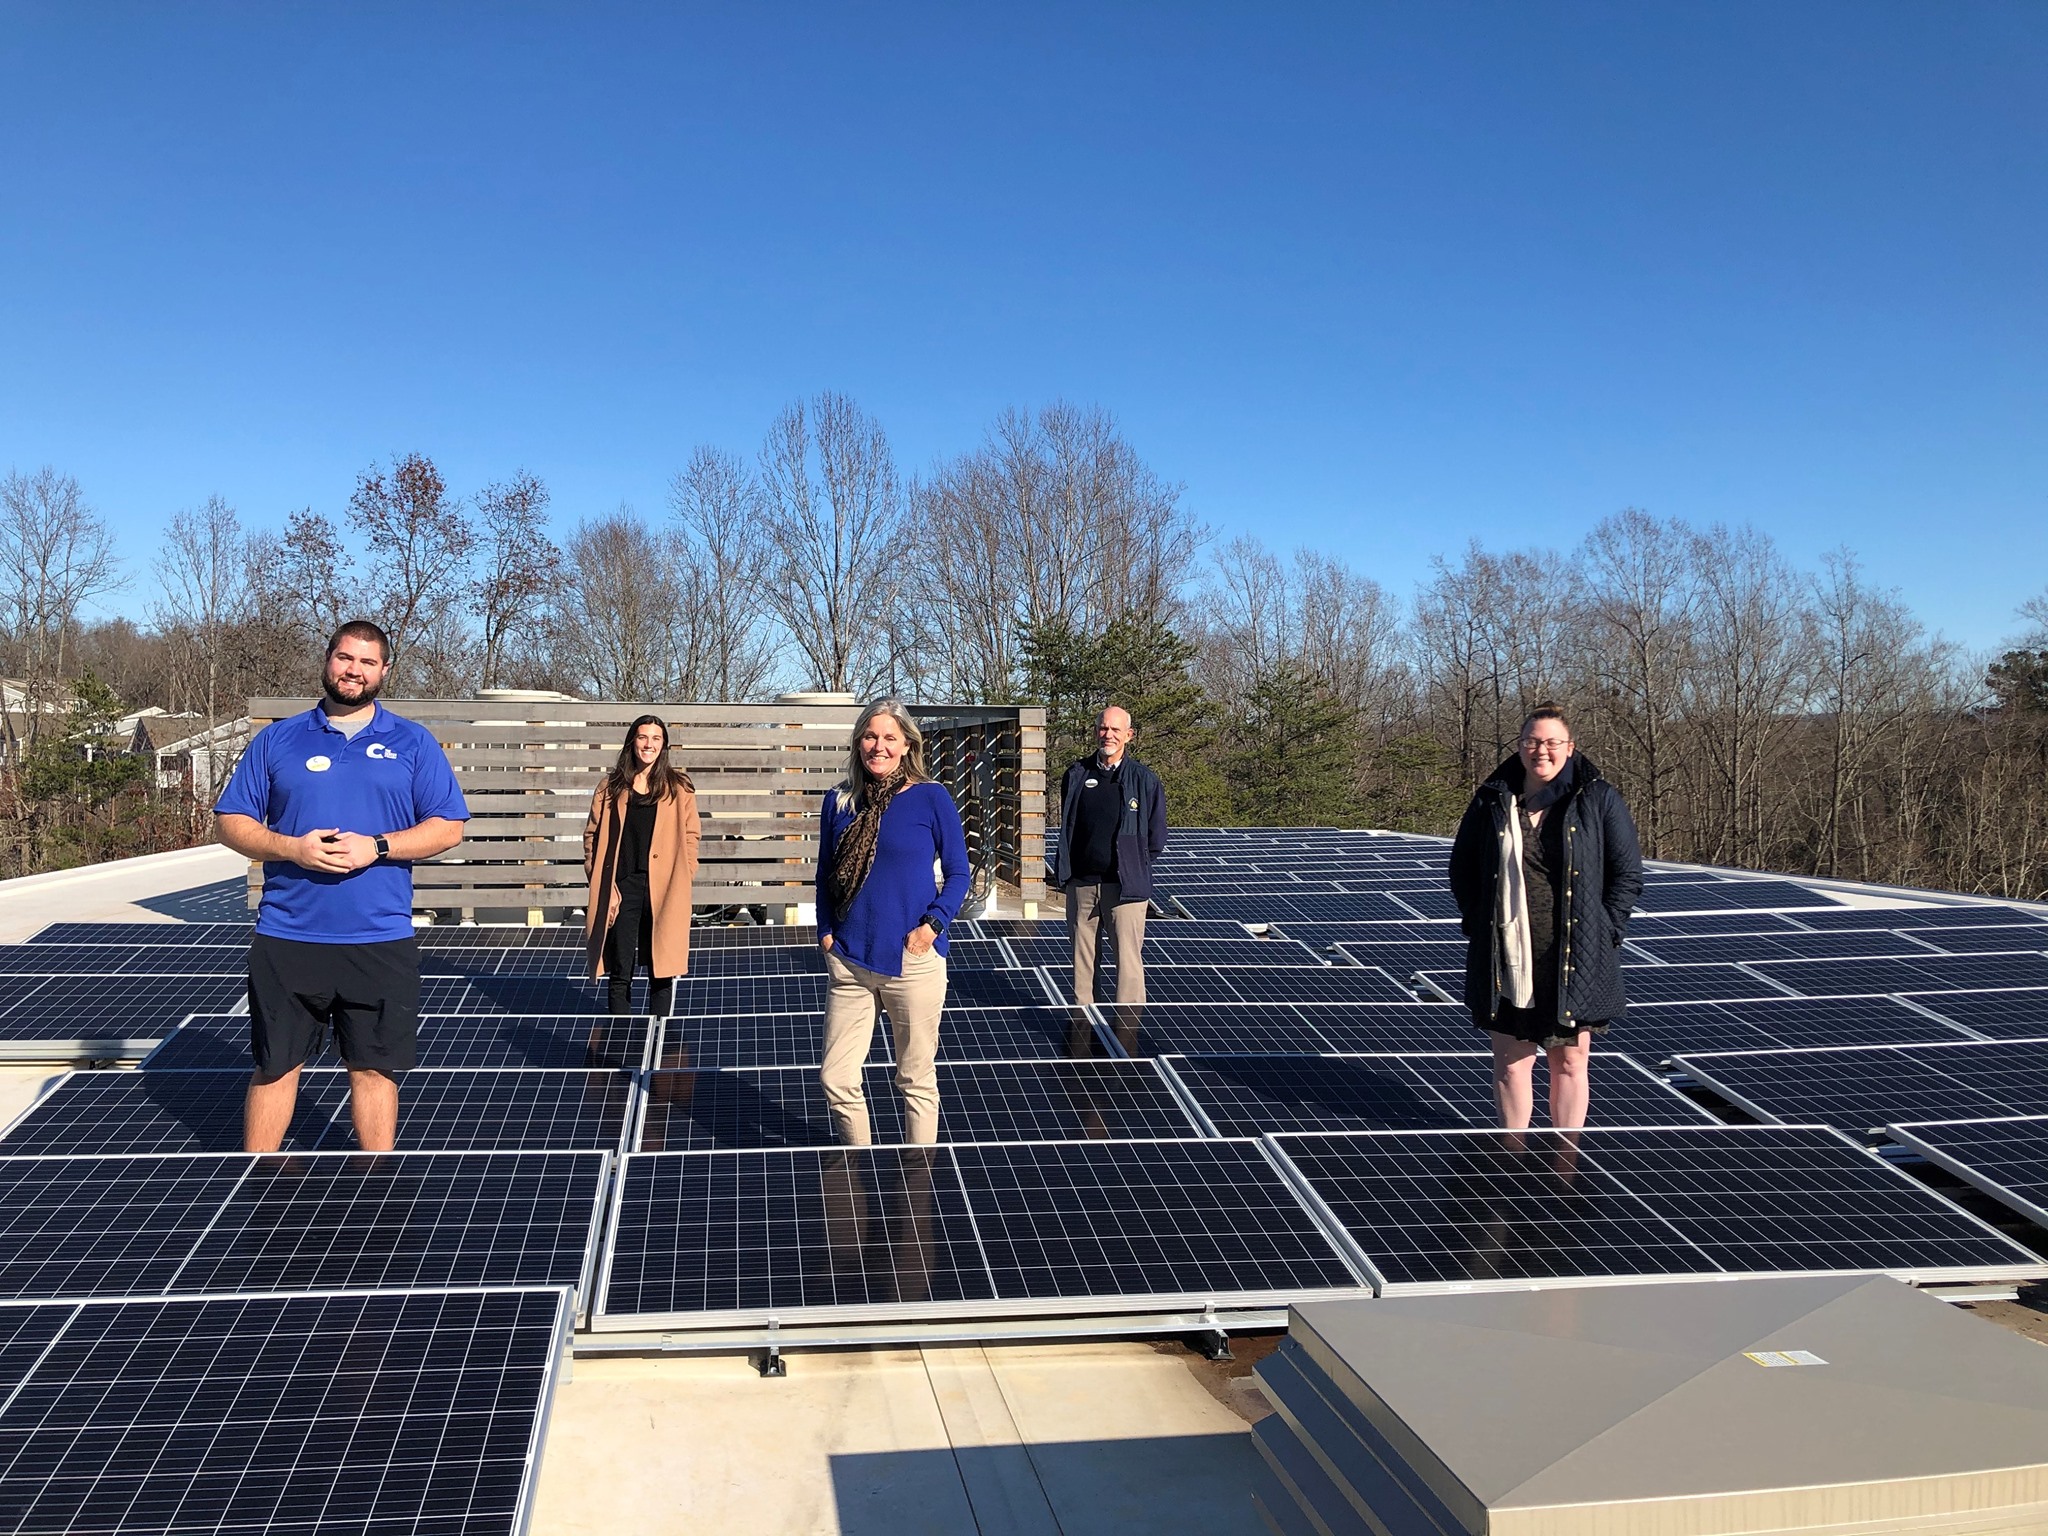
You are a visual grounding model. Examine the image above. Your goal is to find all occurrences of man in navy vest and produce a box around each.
[215,621,469,1152]
[1054,705,1168,1006]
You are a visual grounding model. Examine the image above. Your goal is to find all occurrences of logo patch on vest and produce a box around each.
[305,755,331,772]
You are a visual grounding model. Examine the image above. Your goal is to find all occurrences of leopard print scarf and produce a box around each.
[828,766,909,923]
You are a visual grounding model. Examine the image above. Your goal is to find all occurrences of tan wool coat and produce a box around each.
[583,781,701,980]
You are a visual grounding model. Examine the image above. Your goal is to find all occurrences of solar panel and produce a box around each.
[415,924,551,950]
[1625,931,1938,965]
[1164,1050,1706,1136]
[1270,1125,2041,1293]
[930,1005,1090,1061]
[941,938,1010,969]
[427,973,630,1014]
[1175,893,1422,925]
[1389,889,1460,920]
[1625,912,1809,937]
[1414,962,1786,1007]
[1898,987,2048,1039]
[1747,952,2048,997]
[1266,921,1450,949]
[1094,1000,1469,1057]
[1331,941,1468,982]
[0,973,249,1056]
[1006,935,1108,970]
[970,918,1071,940]
[0,1288,569,1536]
[1787,904,2048,932]
[0,1148,608,1303]
[949,1139,1366,1308]
[141,1012,654,1071]
[1,1068,637,1153]
[641,1058,1200,1149]
[1910,924,2048,954]
[1633,879,1841,913]
[682,923,819,949]
[597,1146,997,1326]
[1673,1038,2048,1134]
[1621,996,1977,1062]
[1885,1116,2048,1231]
[24,920,252,946]
[669,945,830,978]
[1143,937,1329,967]
[1122,966,1414,1006]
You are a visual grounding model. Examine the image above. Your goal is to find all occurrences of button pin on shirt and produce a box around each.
[305,755,332,772]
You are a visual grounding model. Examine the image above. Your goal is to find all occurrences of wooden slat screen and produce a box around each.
[242,697,1044,919]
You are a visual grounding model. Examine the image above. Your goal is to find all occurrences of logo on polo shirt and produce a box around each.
[365,743,399,760]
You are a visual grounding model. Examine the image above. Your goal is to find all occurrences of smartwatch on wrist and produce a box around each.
[373,835,391,863]
[922,912,947,936]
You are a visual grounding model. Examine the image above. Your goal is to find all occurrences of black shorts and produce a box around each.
[246,932,421,1081]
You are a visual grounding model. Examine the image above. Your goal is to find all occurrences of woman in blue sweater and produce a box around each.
[816,697,970,1144]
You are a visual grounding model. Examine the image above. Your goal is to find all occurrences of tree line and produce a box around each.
[3,392,2046,899]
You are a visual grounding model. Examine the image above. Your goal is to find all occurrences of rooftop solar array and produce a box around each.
[1901,987,2048,1038]
[0,973,248,1057]
[1886,1116,2048,1231]
[1620,996,1979,1061]
[1092,1000,1472,1057]
[0,1288,570,1536]
[1098,964,1414,1005]
[143,1012,655,1070]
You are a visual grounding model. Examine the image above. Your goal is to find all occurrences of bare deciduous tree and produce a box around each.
[350,453,475,689]
[472,471,559,691]
[757,393,902,694]
[669,447,778,699]
[554,508,682,699]
[153,495,250,722]
[0,467,123,747]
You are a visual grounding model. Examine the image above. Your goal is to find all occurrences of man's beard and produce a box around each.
[322,674,382,709]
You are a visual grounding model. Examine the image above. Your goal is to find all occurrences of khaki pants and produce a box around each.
[1067,880,1148,1005]
[821,945,946,1145]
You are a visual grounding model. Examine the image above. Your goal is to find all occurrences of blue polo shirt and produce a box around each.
[214,703,470,944]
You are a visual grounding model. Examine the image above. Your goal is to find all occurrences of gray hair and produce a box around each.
[834,696,929,812]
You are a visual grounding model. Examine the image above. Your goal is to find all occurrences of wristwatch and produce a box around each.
[922,912,947,936]
[373,835,391,862]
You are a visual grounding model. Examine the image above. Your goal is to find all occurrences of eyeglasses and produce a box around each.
[1520,737,1571,754]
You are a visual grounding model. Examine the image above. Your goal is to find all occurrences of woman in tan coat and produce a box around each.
[584,715,700,1015]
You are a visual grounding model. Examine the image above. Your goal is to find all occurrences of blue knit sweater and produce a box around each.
[815,780,971,976]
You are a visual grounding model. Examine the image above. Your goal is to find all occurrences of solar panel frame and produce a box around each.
[0,973,250,1058]
[0,1286,573,1536]
[1897,987,2048,1039]
[24,920,254,946]
[1267,1123,2045,1295]
[656,1010,882,1070]
[1621,995,1979,1063]
[1673,1037,2048,1135]
[1885,1115,2048,1232]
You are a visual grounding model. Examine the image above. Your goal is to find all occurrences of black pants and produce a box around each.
[605,879,675,1016]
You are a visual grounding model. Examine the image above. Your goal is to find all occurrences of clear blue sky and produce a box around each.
[2,2,2042,649]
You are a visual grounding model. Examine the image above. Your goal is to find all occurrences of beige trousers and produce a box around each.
[821,945,946,1145]
[1067,880,1149,1005]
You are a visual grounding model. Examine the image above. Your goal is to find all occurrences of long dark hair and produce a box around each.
[603,715,693,801]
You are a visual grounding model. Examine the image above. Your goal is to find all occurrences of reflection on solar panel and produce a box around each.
[0,1288,569,1535]
[1093,1000,1468,1057]
[0,942,250,975]
[1121,965,1414,1006]
[1788,904,2048,931]
[641,1060,1199,1149]
[1912,925,2048,954]
[1674,1038,2048,1134]
[656,1012,868,1070]
[932,1005,1089,1060]
[596,1138,1368,1328]
[1415,962,1786,1007]
[25,920,252,946]
[1748,952,2048,997]
[1272,1125,2041,1293]
[0,1150,607,1301]
[426,974,633,1015]
[971,918,1072,940]
[662,975,832,1016]
[1633,880,1841,914]
[1626,912,1809,937]
[1625,931,1938,964]
[1389,889,1460,920]
[1899,988,2048,1039]
[1886,1117,2048,1231]
[1267,921,1449,950]
[0,973,248,1055]
[1621,996,1976,1062]
[598,1147,996,1325]
[1006,936,1099,970]
[947,968,1061,1007]
[1,1069,637,1153]
[941,938,1010,969]
[142,1012,654,1071]
[682,924,819,949]
[1164,1051,1707,1135]
[1176,893,1423,925]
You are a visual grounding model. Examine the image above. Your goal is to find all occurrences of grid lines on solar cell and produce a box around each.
[601,1148,996,1323]
[168,1151,608,1297]
[24,921,252,946]
[1898,988,2048,1038]
[424,973,643,1014]
[1166,1052,1707,1136]
[1094,1000,1468,1057]
[949,1139,1364,1304]
[0,943,249,975]
[1747,952,2048,997]
[656,1012,869,1070]
[1332,941,1467,982]
[1626,912,1809,937]
[0,974,248,1048]
[143,1012,653,1071]
[0,1069,637,1153]
[1885,1117,2048,1231]
[1625,931,1940,964]
[929,1006,1088,1061]
[1632,879,1839,913]
[1118,965,1413,1005]
[1271,1126,2037,1291]
[1788,905,2048,932]
[0,1288,565,1536]
[1175,893,1423,925]
[1673,1038,2048,1133]
[0,1152,607,1302]
[1621,996,1977,1062]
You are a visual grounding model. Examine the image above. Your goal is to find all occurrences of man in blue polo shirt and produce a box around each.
[215,620,469,1152]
